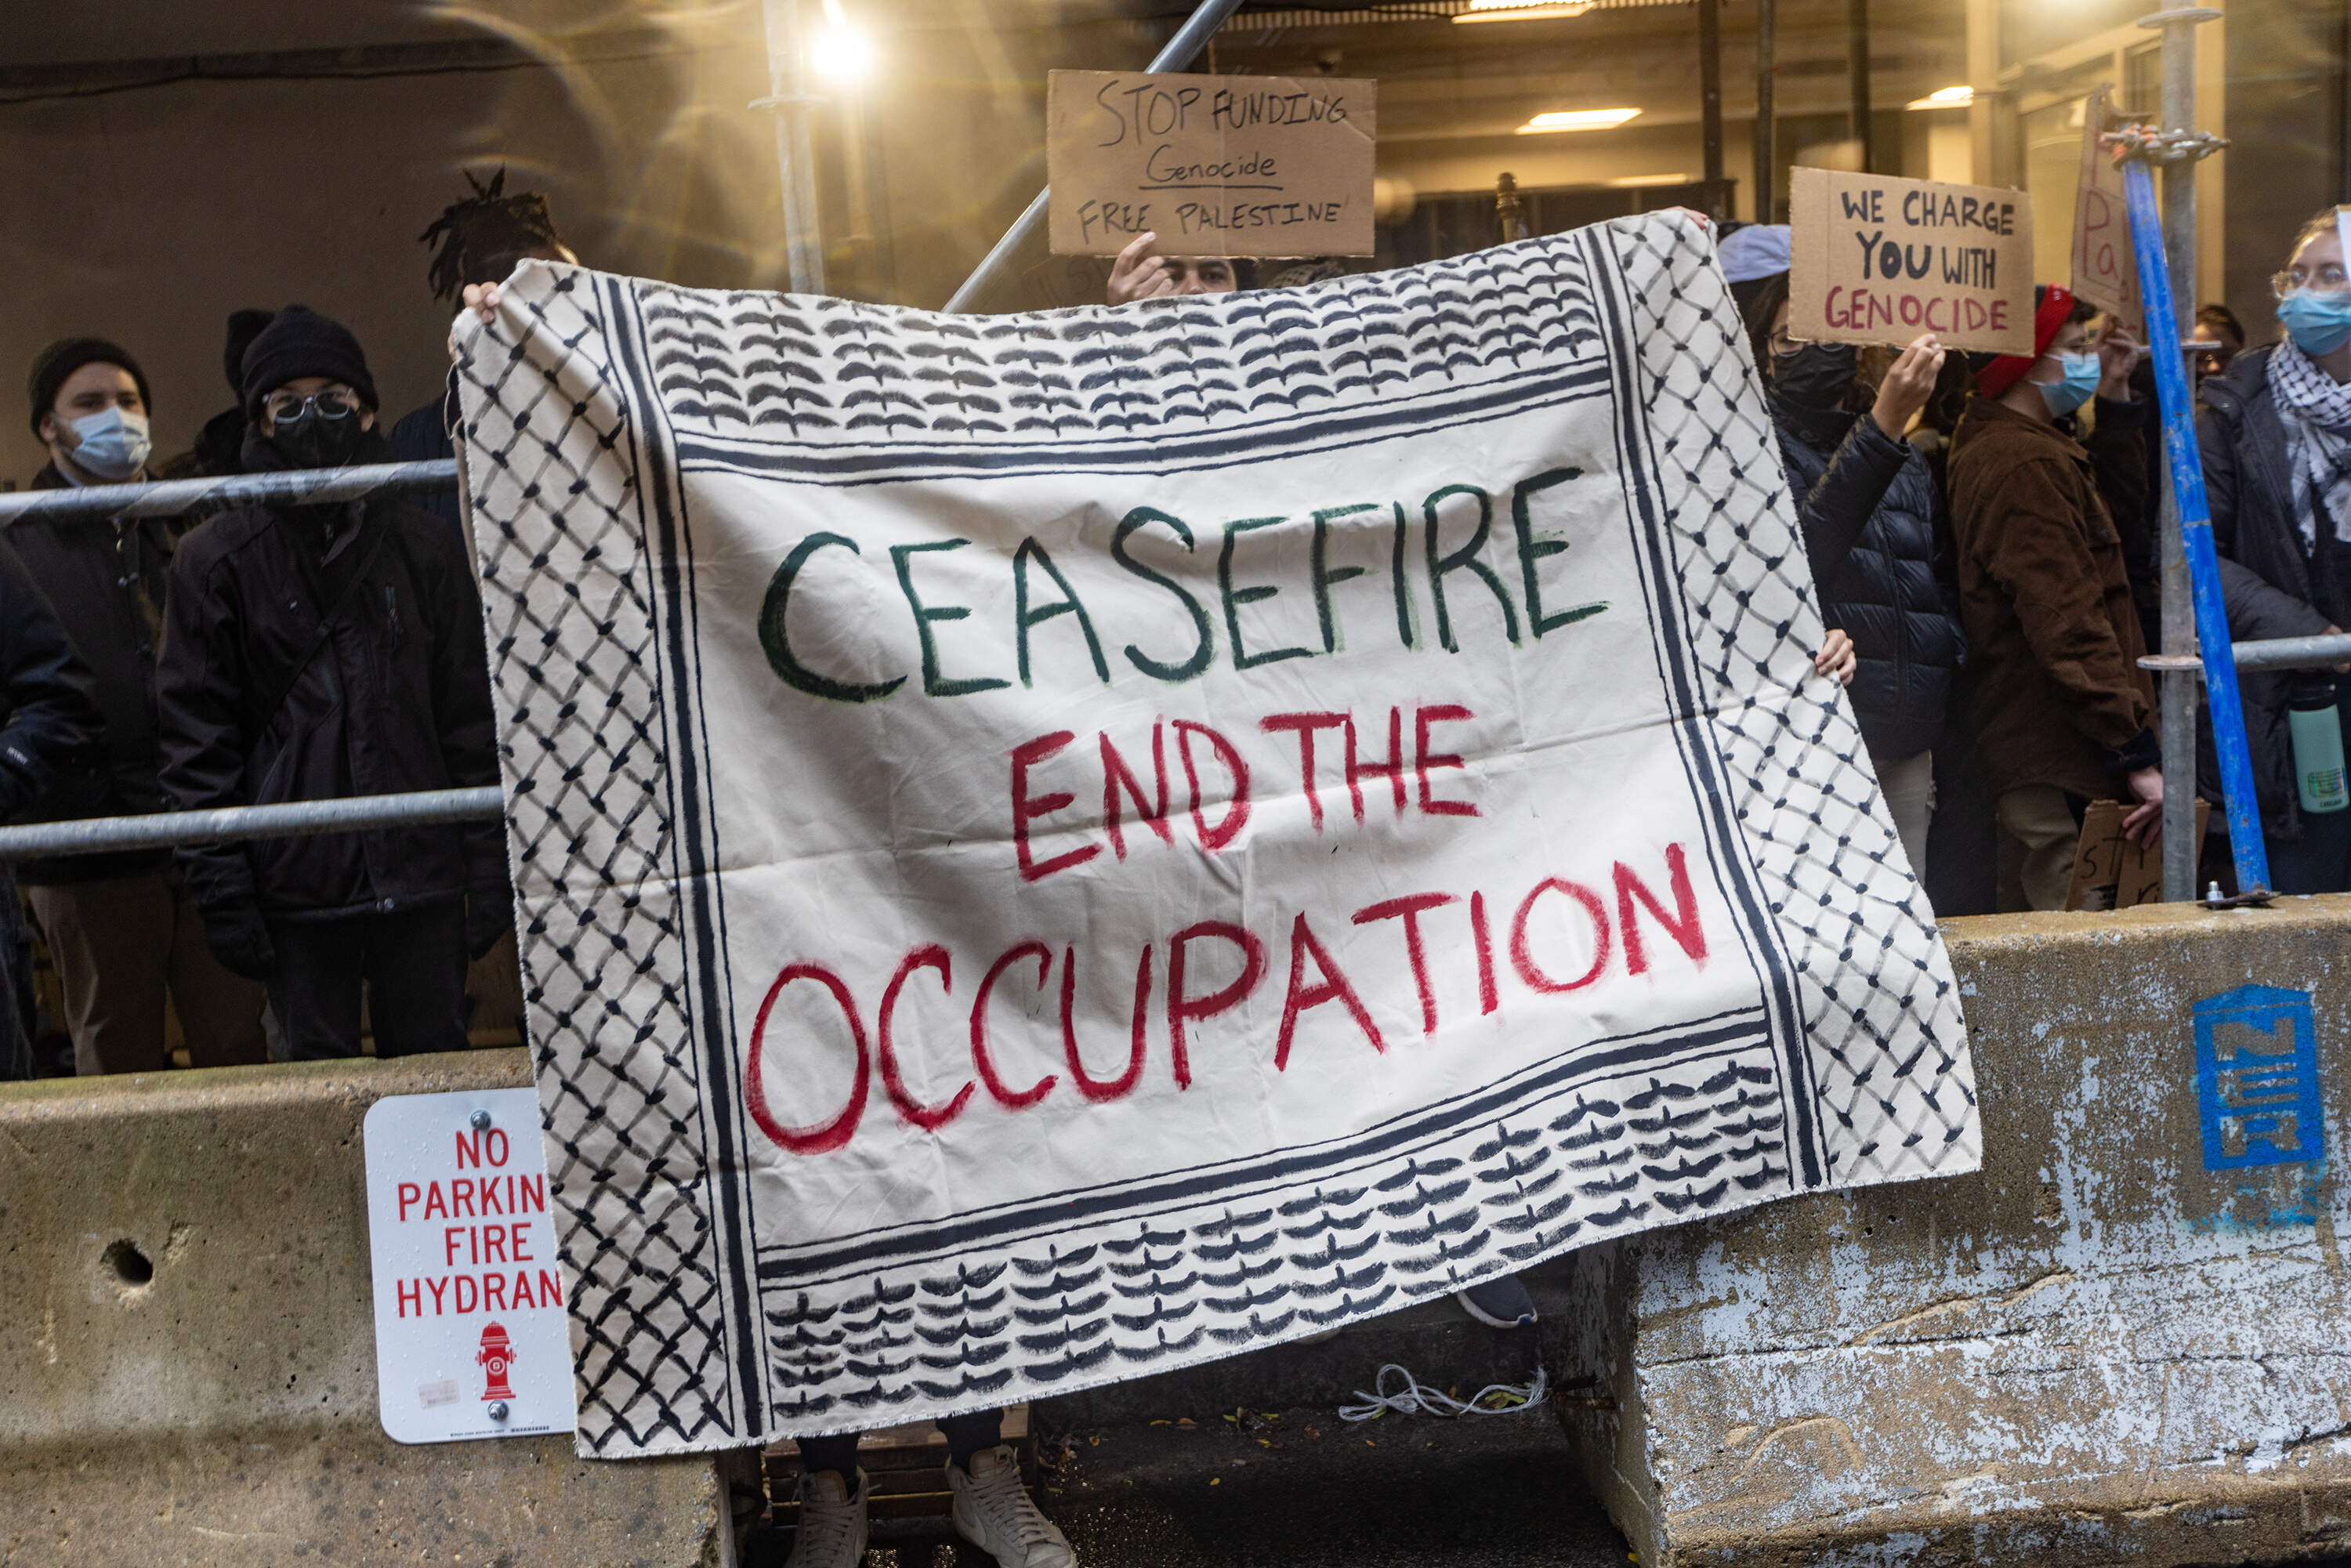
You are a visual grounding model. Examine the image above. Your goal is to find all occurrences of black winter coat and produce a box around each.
[0,538,103,818]
[8,465,190,883]
[387,377,466,537]
[157,437,502,922]
[1773,397,1966,762]
[2198,345,2343,840]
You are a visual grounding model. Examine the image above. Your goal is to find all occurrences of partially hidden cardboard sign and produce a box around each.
[1047,69,1376,258]
[1788,166,2035,354]
[2070,89,2141,326]
[2064,798,2211,911]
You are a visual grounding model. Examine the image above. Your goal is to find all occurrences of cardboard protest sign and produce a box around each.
[2064,798,2211,911]
[1790,166,2034,353]
[1047,68,1375,258]
[455,214,1977,1458]
[2070,89,2140,326]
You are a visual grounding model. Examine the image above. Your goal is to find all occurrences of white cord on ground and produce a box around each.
[1337,1362,1552,1421]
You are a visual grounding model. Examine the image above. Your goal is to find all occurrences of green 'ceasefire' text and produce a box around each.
[759,469,1609,704]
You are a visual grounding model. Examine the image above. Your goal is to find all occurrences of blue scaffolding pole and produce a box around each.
[2117,143,2268,895]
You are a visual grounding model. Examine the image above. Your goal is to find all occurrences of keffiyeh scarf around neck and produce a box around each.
[2266,337,2351,549]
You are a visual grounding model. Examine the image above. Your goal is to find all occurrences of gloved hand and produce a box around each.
[202,899,276,983]
[465,885,513,961]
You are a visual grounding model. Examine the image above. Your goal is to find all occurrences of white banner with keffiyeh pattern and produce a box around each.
[455,211,1976,1459]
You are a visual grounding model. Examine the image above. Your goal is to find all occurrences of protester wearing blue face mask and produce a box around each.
[2197,210,2351,892]
[1947,286,2157,911]
[15,338,271,1076]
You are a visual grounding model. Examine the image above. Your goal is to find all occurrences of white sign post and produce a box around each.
[363,1087,575,1444]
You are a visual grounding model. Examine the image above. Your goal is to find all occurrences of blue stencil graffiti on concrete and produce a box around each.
[2192,984,2323,1170]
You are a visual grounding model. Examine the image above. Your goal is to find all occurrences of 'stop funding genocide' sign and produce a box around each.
[1789,166,2035,355]
[1047,69,1376,258]
[364,1087,575,1444]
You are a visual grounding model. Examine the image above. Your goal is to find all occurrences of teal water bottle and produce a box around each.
[2289,679,2349,814]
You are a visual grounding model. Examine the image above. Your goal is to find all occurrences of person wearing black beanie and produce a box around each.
[156,303,506,1061]
[15,333,273,1076]
[27,337,153,485]
[156,310,275,482]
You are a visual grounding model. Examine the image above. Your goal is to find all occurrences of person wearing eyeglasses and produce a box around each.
[12,338,271,1075]
[2197,212,2351,892]
[155,306,506,1058]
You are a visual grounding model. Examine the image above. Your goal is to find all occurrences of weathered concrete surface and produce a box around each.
[0,1052,737,1566]
[1555,895,2351,1567]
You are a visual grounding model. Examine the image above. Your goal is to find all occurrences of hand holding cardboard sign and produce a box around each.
[1870,333,1945,440]
[2096,315,2144,400]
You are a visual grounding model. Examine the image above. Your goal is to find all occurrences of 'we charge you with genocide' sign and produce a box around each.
[456,213,1977,1458]
[1047,68,1376,257]
[1790,166,2036,355]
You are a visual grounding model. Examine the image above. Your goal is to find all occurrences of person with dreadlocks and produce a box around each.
[389,170,578,532]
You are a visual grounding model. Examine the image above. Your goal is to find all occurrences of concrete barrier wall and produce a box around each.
[1556,895,2351,1566]
[0,1051,741,1567]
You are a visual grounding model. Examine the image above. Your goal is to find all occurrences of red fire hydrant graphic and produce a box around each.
[476,1322,516,1402]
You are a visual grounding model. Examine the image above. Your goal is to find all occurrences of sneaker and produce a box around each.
[1455,1273,1538,1328]
[784,1467,868,1568]
[949,1444,1076,1567]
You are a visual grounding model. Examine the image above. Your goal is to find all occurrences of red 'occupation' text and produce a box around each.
[742,841,1710,1156]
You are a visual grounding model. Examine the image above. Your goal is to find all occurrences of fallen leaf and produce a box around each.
[1150,1419,1170,1427]
[1210,1477,1221,1486]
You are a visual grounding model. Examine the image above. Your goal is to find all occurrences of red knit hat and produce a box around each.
[1972,285,2077,400]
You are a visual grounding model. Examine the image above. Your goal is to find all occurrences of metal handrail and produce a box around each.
[0,459,491,860]
[0,787,504,860]
[0,459,458,525]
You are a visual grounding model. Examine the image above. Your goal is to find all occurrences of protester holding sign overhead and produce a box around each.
[1741,270,1962,874]
[1946,285,2155,911]
[2197,210,2351,893]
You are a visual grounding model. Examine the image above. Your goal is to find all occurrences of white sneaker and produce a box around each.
[784,1466,868,1568]
[948,1444,1076,1567]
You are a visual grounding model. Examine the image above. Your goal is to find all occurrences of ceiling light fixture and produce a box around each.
[1517,107,1643,133]
[1609,172,1693,187]
[1454,0,1596,23]
[1904,85,1973,110]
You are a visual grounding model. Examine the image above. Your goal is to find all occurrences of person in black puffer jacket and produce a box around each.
[158,306,509,1059]
[1742,273,1966,875]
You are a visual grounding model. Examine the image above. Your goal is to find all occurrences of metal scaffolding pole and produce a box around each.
[1699,0,1726,219]
[1848,0,1874,172]
[940,0,1249,314]
[2141,0,2223,899]
[1753,0,1777,222]
[762,0,828,294]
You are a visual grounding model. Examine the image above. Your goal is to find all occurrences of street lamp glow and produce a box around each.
[1905,85,1974,110]
[810,24,873,81]
[1517,108,1643,134]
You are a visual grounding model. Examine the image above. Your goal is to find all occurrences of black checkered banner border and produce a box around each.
[455,212,1976,1458]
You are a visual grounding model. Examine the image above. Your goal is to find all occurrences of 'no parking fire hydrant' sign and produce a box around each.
[364,1088,577,1443]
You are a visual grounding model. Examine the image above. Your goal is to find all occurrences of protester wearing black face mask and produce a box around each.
[1742,273,1965,878]
[156,305,508,1060]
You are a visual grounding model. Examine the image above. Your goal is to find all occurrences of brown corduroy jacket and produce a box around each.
[1946,394,2155,801]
